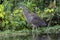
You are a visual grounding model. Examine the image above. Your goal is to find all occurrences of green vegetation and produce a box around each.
[0,0,60,34]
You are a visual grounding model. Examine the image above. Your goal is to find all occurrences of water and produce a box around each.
[0,33,60,40]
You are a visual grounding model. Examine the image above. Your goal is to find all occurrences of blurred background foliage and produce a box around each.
[0,0,60,31]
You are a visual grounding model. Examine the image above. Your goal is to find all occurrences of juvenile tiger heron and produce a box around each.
[20,5,46,30]
[20,5,46,40]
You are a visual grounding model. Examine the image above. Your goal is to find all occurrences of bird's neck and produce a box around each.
[22,7,30,17]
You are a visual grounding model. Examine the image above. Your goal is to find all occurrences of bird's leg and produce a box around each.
[32,24,35,32]
[36,26,38,33]
[35,26,39,40]
[32,26,35,31]
[32,24,36,40]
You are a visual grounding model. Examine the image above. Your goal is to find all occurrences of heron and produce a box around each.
[20,5,46,40]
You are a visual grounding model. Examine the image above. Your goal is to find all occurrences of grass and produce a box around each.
[0,25,60,36]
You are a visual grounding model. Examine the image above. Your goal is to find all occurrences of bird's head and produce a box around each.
[19,4,27,10]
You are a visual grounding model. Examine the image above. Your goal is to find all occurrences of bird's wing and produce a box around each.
[31,13,46,27]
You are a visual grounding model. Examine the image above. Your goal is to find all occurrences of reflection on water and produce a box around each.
[0,33,60,40]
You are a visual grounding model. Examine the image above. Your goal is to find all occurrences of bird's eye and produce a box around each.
[0,0,4,4]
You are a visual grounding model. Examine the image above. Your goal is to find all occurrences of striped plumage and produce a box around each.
[20,5,47,40]
[20,5,46,27]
